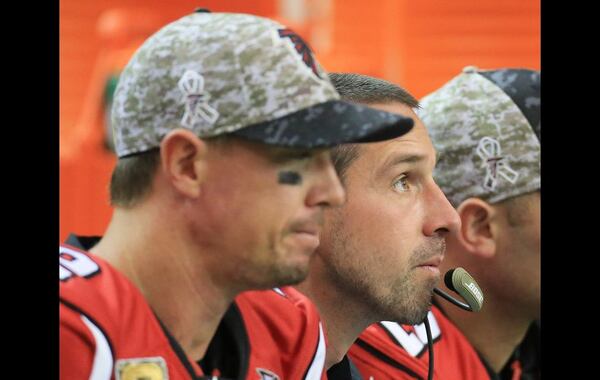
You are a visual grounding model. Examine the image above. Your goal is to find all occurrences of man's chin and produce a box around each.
[390,301,431,325]
[264,263,310,288]
[390,290,435,324]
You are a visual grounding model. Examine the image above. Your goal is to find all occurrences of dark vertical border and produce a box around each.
[539,0,579,378]
[51,0,60,378]
[6,0,58,378]
[50,0,60,378]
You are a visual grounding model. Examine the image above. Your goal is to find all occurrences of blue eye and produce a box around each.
[393,175,410,192]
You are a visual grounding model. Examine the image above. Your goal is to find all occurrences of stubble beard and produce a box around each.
[322,220,443,325]
[262,214,325,288]
[261,238,312,288]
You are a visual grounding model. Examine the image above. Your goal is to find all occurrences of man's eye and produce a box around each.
[392,175,410,192]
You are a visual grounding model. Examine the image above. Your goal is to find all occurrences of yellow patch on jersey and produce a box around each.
[115,356,168,380]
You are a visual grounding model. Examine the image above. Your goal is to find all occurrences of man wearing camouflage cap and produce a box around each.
[59,10,414,379]
[346,67,540,380]
[347,67,540,380]
[424,66,540,379]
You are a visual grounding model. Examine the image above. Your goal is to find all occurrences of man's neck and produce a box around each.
[91,207,235,361]
[296,260,374,369]
[435,292,532,373]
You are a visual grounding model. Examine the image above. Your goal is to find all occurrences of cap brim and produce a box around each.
[230,100,414,149]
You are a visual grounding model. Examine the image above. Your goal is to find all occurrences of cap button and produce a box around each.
[462,65,479,74]
[194,8,211,13]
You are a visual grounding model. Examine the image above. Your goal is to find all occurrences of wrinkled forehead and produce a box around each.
[354,122,437,176]
[351,101,437,169]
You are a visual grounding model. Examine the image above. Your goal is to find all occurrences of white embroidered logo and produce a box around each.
[476,137,519,190]
[178,70,219,129]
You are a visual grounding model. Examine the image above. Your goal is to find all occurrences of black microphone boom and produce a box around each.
[433,287,472,311]
[425,268,485,380]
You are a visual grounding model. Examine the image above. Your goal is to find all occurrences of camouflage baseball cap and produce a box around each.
[418,66,540,206]
[111,11,413,158]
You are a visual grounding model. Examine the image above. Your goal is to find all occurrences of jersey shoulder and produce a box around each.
[350,306,490,380]
[59,243,203,379]
[233,287,326,380]
[235,286,322,340]
[426,307,490,380]
[350,316,430,380]
[59,243,148,329]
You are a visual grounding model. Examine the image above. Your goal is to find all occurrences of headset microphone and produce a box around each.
[433,267,484,312]
[424,268,484,380]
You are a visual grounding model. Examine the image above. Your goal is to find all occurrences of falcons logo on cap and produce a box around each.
[278,28,321,79]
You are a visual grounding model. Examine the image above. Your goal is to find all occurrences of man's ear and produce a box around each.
[159,129,208,198]
[454,198,497,259]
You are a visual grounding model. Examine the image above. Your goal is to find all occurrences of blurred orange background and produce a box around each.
[60,0,540,241]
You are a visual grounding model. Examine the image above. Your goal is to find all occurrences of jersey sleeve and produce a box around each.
[60,302,114,380]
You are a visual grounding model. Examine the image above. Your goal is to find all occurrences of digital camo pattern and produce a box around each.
[478,68,541,141]
[111,12,339,157]
[418,67,540,206]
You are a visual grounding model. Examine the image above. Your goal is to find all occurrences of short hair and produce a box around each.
[109,149,160,208]
[498,190,539,227]
[329,73,420,108]
[328,73,419,180]
[109,135,231,207]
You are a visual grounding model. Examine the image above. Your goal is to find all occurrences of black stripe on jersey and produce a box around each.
[354,338,424,380]
[155,317,204,380]
[59,297,116,364]
[302,322,323,380]
[327,356,363,380]
[415,331,441,359]
[199,302,250,380]
[377,321,442,359]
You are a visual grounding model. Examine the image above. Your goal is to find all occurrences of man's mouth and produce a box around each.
[419,256,443,268]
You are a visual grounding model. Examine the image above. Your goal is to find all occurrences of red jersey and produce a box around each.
[59,243,205,379]
[202,287,327,379]
[62,235,327,380]
[348,306,490,380]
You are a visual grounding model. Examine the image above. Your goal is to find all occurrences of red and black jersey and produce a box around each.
[326,355,363,380]
[201,287,327,379]
[348,306,490,380]
[63,234,327,380]
[59,243,205,380]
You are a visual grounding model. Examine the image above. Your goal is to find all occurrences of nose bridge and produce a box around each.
[307,151,346,208]
[424,180,461,236]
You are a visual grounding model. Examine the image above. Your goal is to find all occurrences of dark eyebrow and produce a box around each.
[383,154,426,168]
[376,153,429,178]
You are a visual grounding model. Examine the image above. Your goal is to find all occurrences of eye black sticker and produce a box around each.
[278,171,302,185]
